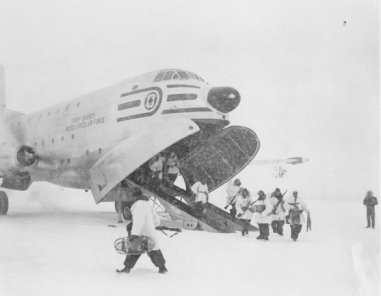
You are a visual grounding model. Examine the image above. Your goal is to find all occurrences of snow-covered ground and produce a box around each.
[0,185,379,296]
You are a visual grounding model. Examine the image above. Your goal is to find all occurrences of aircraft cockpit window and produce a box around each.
[153,70,207,83]
[178,71,189,80]
[154,72,165,82]
[187,72,198,80]
[163,71,174,81]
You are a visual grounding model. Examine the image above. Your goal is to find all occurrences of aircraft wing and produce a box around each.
[89,118,199,203]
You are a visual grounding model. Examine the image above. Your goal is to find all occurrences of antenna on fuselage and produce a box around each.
[0,65,5,110]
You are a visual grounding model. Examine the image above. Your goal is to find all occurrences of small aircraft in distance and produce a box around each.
[253,157,309,179]
[0,66,261,232]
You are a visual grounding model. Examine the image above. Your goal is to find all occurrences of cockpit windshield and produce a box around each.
[154,70,206,83]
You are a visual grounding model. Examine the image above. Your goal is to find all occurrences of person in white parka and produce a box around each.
[253,190,272,241]
[225,178,242,217]
[284,190,311,241]
[269,188,286,236]
[116,187,168,274]
[236,188,253,236]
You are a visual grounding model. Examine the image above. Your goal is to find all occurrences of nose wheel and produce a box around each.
[0,191,9,215]
[114,201,132,221]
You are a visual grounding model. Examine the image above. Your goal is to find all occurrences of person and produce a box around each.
[235,188,253,236]
[191,176,209,213]
[285,190,311,241]
[363,190,378,229]
[270,188,286,235]
[165,152,180,185]
[116,187,168,274]
[224,178,242,217]
[149,153,165,188]
[252,190,272,240]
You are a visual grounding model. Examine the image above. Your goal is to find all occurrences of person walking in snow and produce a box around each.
[252,190,272,241]
[363,190,378,229]
[236,188,253,236]
[116,187,168,274]
[270,188,286,236]
[224,178,242,217]
[285,190,311,241]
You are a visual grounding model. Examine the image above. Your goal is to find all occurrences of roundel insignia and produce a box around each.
[144,92,159,110]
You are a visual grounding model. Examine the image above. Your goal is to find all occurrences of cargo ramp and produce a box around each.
[128,179,257,233]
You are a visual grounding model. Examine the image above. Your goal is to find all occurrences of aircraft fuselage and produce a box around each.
[6,69,229,189]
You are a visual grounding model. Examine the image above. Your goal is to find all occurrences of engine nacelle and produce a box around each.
[0,171,32,191]
[0,142,38,173]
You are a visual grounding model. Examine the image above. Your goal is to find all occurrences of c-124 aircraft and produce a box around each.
[0,66,260,232]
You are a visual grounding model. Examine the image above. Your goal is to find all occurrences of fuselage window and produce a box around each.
[71,134,75,140]
[67,158,71,164]
[51,138,55,144]
[154,72,165,82]
[163,71,174,81]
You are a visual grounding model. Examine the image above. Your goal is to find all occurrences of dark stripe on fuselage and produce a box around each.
[167,94,198,102]
[118,100,141,111]
[117,113,153,122]
[166,84,201,89]
[161,107,212,114]
[117,87,163,122]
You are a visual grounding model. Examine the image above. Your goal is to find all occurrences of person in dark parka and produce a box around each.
[363,190,378,229]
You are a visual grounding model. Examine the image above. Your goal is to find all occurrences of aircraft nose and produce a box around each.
[207,87,241,113]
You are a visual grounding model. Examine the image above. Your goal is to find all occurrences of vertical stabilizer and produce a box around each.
[0,65,5,109]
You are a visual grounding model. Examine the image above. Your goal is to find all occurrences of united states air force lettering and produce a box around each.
[65,113,105,131]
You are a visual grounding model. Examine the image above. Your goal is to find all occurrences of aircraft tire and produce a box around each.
[114,201,131,221]
[121,203,132,221]
[0,191,9,215]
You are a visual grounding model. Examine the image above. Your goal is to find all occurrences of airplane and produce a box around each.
[0,65,261,233]
[253,157,309,179]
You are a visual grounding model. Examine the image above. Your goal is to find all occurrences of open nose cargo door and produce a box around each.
[180,125,260,192]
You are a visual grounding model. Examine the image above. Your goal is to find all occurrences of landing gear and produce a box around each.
[0,191,9,215]
[114,201,132,220]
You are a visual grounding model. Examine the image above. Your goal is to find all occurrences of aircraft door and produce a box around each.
[89,118,199,203]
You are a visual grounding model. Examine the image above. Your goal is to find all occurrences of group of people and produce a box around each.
[115,173,377,275]
[149,151,180,185]
[225,179,311,241]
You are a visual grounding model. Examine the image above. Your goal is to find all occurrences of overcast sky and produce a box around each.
[0,0,378,200]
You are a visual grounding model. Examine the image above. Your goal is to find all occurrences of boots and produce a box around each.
[116,267,131,273]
